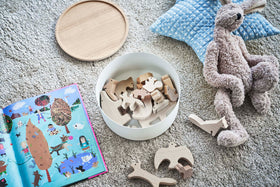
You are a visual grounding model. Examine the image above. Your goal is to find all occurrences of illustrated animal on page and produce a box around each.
[203,0,279,147]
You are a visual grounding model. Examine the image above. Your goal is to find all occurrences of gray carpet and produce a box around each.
[0,0,279,186]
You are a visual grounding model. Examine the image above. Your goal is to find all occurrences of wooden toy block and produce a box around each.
[115,77,134,98]
[151,90,165,103]
[132,89,151,100]
[154,143,194,179]
[100,91,131,125]
[103,78,119,101]
[164,85,178,102]
[128,162,177,187]
[132,97,153,120]
[188,114,228,136]
[161,75,175,90]
[153,99,169,114]
[120,91,144,111]
[143,77,163,92]
[175,164,193,180]
[137,72,153,84]
[138,102,176,128]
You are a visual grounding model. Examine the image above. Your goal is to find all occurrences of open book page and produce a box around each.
[2,84,107,187]
[0,109,23,187]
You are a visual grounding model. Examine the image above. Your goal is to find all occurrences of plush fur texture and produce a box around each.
[203,0,279,147]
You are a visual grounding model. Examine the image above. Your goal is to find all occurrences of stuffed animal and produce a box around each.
[203,0,279,147]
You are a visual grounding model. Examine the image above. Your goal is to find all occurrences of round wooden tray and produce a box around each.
[56,0,129,61]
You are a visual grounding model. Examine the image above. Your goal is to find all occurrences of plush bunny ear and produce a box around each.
[220,0,232,5]
[242,0,266,14]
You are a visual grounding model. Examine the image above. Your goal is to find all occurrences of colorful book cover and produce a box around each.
[0,84,107,187]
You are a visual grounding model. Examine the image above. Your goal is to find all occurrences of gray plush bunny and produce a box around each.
[203,0,279,147]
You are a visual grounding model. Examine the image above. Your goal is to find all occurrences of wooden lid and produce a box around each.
[56,0,129,61]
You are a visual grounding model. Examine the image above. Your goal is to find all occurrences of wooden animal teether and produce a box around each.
[120,91,144,111]
[164,85,178,102]
[153,99,169,114]
[100,91,131,125]
[132,89,151,100]
[151,90,165,103]
[143,77,163,92]
[103,78,119,101]
[154,143,194,180]
[115,77,134,98]
[132,97,153,120]
[137,72,153,84]
[138,102,176,128]
[188,114,228,136]
[128,162,177,187]
[162,75,175,90]
[175,164,193,180]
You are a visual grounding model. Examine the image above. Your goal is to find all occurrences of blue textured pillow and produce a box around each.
[150,0,280,63]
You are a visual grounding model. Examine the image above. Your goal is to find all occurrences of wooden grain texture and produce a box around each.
[128,162,177,187]
[188,114,228,136]
[56,0,128,61]
[154,143,194,170]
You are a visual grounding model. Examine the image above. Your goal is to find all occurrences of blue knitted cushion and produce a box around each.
[150,0,280,63]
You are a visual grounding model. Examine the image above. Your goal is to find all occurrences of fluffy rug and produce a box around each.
[0,0,279,186]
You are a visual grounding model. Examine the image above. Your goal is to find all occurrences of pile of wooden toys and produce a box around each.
[100,72,178,127]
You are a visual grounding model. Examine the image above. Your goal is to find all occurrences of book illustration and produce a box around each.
[51,98,72,134]
[0,113,12,134]
[16,133,21,138]
[26,119,53,182]
[29,160,36,168]
[32,170,42,187]
[0,144,6,157]
[58,151,98,177]
[79,136,89,151]
[20,141,30,157]
[50,135,72,156]
[73,123,84,130]
[0,161,7,176]
[35,96,50,112]
[47,124,61,136]
[0,84,107,186]
[16,121,24,129]
[36,110,46,124]
[28,106,33,115]
[0,178,7,187]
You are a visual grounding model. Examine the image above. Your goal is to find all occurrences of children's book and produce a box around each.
[0,84,107,187]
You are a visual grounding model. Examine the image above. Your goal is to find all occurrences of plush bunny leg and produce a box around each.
[214,89,249,147]
[249,91,271,114]
[251,60,279,93]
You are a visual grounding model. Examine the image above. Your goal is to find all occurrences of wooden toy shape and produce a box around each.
[100,91,131,125]
[188,114,228,136]
[143,77,163,92]
[154,142,194,170]
[161,75,175,90]
[138,102,176,128]
[153,99,169,114]
[128,162,177,187]
[137,83,143,89]
[175,164,193,180]
[103,78,119,101]
[137,72,153,84]
[132,97,153,120]
[120,91,144,111]
[132,89,151,100]
[115,77,134,98]
[151,90,165,103]
[164,85,178,102]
